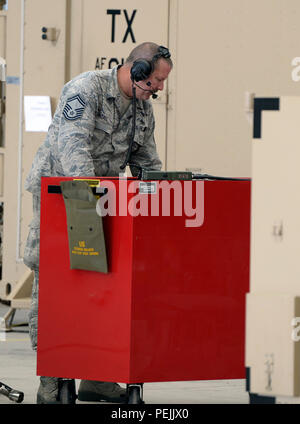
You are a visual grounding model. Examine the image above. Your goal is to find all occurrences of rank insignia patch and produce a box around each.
[63,94,86,121]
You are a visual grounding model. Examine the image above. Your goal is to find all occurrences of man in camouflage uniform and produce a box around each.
[23,42,172,404]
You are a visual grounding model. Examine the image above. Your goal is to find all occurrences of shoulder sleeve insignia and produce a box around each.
[63,94,86,121]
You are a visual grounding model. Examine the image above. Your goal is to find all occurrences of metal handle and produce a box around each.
[0,382,24,403]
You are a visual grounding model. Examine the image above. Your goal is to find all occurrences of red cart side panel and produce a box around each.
[130,181,251,382]
[37,177,134,382]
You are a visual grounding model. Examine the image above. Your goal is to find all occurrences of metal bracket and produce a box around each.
[41,27,59,42]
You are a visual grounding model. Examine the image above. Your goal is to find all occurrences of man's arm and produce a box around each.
[129,107,162,176]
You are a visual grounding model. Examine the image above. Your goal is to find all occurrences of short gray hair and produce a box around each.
[126,42,173,69]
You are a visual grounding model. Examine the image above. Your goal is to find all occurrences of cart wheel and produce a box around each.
[127,385,144,404]
[59,379,76,404]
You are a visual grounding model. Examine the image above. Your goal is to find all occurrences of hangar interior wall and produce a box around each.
[1,0,300,301]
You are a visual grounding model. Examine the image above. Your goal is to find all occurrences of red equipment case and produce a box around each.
[37,177,250,385]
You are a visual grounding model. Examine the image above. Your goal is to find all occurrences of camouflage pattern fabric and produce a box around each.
[23,194,40,350]
[24,65,162,349]
[28,268,39,350]
[23,195,41,271]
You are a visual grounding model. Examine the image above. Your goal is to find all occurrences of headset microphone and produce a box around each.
[133,81,158,99]
[146,81,158,99]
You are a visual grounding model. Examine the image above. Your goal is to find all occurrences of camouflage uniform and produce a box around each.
[24,65,162,350]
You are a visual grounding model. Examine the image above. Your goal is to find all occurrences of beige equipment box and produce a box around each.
[1,0,300,328]
[246,96,300,404]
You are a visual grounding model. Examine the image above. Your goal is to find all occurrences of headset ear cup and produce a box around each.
[131,59,153,82]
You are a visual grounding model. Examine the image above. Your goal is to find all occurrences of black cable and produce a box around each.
[192,173,250,181]
[120,85,137,170]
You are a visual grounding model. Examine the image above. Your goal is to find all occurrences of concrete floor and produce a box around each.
[0,302,250,405]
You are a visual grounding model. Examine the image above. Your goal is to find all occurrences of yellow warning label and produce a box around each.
[73,178,100,187]
[71,241,99,256]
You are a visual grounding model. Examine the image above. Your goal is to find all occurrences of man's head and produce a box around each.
[118,42,173,100]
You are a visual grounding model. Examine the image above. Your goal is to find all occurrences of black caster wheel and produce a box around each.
[59,379,77,404]
[127,384,144,404]
[249,392,275,404]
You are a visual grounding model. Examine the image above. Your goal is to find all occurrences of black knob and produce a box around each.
[41,27,47,33]
[41,34,47,40]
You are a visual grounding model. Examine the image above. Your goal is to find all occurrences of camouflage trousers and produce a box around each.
[28,268,39,351]
[23,194,41,351]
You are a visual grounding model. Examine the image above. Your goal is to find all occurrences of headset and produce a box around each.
[130,45,171,83]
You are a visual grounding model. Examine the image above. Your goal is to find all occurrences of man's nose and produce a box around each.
[158,81,164,91]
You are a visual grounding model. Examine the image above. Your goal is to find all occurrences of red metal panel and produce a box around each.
[37,177,250,383]
[130,180,250,382]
